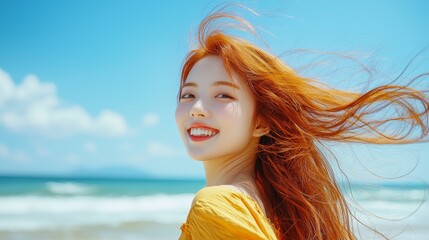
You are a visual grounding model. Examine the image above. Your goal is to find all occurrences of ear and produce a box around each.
[253,118,270,137]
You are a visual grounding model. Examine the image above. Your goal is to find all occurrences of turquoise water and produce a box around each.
[0,176,205,240]
[0,176,428,240]
[0,176,205,196]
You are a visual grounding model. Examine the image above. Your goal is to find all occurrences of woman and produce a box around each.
[175,11,429,240]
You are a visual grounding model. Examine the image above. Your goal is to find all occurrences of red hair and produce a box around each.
[178,12,429,240]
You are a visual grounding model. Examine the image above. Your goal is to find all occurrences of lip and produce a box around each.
[187,122,219,132]
[187,122,219,142]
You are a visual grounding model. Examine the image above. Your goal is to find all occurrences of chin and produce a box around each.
[187,153,209,161]
[186,150,216,161]
[190,157,206,162]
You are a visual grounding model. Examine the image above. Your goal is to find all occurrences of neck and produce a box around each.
[203,139,258,187]
[202,138,271,217]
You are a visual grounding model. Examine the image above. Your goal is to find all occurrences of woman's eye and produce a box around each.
[181,93,195,99]
[216,93,233,99]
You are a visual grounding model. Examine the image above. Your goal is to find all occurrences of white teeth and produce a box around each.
[189,128,218,136]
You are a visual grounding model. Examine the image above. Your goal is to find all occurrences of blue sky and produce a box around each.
[0,0,428,181]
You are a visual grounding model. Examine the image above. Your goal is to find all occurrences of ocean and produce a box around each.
[0,176,427,240]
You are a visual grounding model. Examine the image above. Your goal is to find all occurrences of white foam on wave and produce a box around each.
[351,200,429,239]
[350,188,427,202]
[2,187,427,233]
[0,194,195,231]
[45,182,95,195]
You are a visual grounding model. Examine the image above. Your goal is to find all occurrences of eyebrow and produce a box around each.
[182,81,240,89]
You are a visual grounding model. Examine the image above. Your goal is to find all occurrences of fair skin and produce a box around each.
[175,56,270,215]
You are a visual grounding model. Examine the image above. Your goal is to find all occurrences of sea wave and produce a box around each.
[0,194,194,231]
[45,181,95,195]
[348,187,427,202]
[1,185,428,232]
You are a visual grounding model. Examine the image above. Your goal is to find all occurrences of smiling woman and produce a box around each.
[174,8,429,240]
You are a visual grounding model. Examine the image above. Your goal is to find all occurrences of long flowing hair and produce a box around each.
[178,11,429,240]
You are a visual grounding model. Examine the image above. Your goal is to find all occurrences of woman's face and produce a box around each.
[175,56,258,161]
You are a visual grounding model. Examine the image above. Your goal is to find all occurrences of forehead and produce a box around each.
[185,56,242,87]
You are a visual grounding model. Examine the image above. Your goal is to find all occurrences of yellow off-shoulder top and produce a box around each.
[179,185,278,240]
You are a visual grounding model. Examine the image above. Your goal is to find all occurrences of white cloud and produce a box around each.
[0,143,28,161]
[119,142,133,151]
[0,68,129,137]
[146,141,184,157]
[141,113,160,127]
[65,154,80,164]
[35,146,50,157]
[83,141,97,154]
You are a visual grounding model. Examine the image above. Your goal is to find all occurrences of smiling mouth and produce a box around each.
[187,127,219,141]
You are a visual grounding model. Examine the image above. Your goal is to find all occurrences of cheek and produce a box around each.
[220,102,253,128]
[210,103,255,157]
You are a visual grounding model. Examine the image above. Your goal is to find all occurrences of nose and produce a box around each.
[190,100,208,118]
